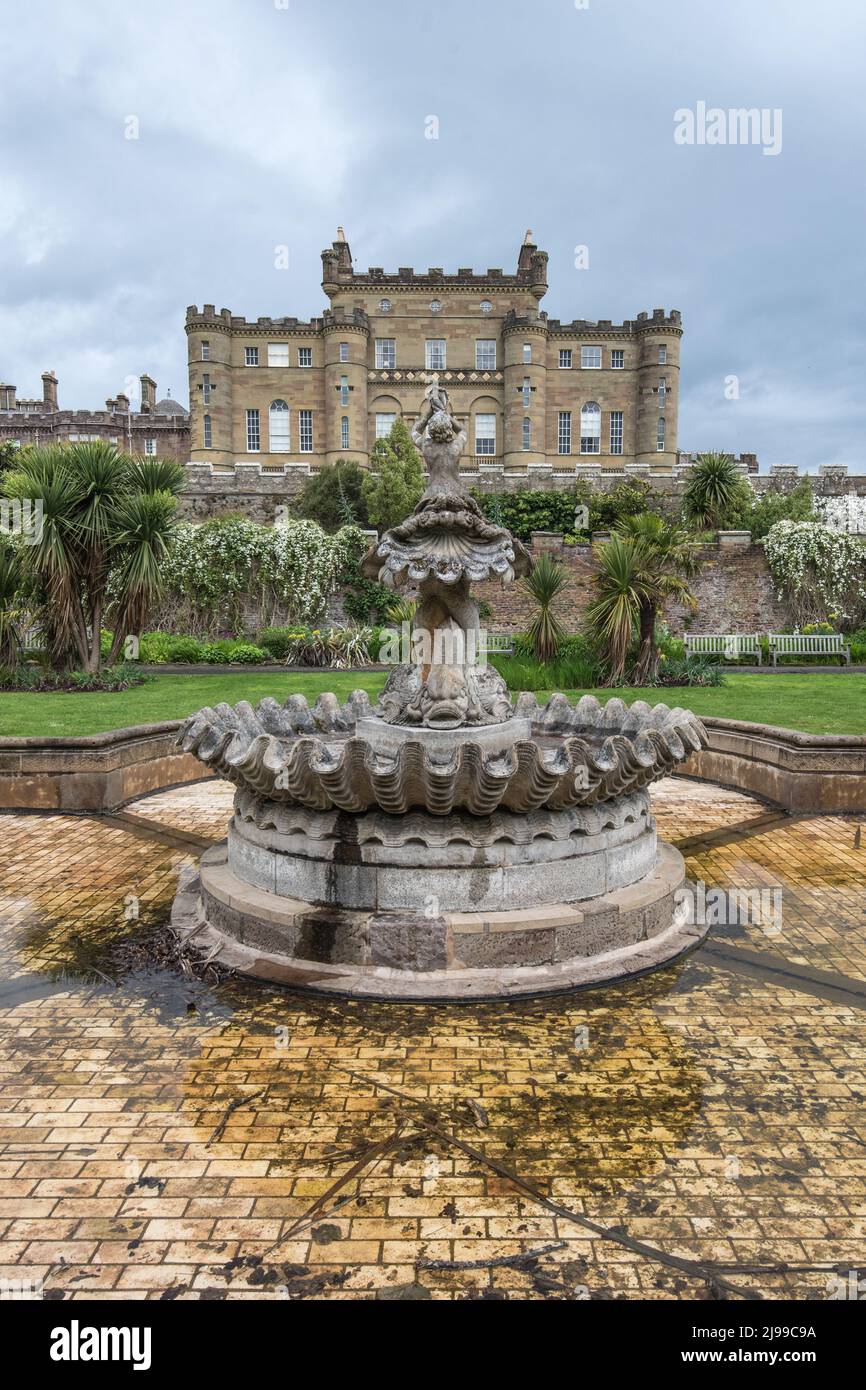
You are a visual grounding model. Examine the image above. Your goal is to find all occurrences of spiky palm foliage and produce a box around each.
[614,513,700,681]
[3,441,182,672]
[683,452,751,530]
[522,552,568,664]
[585,536,651,684]
[0,542,23,668]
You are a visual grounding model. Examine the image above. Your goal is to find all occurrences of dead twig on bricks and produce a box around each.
[207,1087,268,1145]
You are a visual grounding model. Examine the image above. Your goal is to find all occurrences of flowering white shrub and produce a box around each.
[152,517,365,635]
[816,494,866,536]
[764,520,866,626]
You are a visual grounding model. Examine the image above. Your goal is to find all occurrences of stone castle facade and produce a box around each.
[0,371,189,460]
[185,230,684,472]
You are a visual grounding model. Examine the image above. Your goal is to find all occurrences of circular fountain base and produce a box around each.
[172,803,707,1000]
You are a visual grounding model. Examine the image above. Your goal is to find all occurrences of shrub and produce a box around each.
[0,663,150,692]
[166,636,205,663]
[256,627,294,661]
[490,652,602,692]
[226,643,269,664]
[138,631,174,663]
[283,627,374,669]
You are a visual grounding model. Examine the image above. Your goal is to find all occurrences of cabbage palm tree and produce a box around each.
[615,513,700,681]
[584,536,651,683]
[683,452,751,530]
[4,442,183,672]
[0,542,23,668]
[522,551,568,663]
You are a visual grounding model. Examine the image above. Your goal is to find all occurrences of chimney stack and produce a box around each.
[42,370,58,411]
[140,374,157,413]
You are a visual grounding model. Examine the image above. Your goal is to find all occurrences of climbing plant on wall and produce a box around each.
[763,520,866,628]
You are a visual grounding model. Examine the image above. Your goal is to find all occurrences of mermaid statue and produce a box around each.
[361,379,531,729]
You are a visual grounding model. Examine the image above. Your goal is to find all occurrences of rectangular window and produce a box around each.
[201,340,210,361]
[375,412,396,439]
[341,416,349,450]
[298,347,312,367]
[475,340,496,370]
[522,377,532,409]
[611,349,624,369]
[245,347,259,366]
[339,342,349,362]
[267,343,289,367]
[299,410,313,452]
[581,407,601,454]
[375,338,396,369]
[522,417,531,451]
[340,374,349,407]
[658,345,667,364]
[144,438,157,456]
[658,377,666,407]
[203,415,212,448]
[202,373,211,404]
[581,346,602,369]
[246,409,260,452]
[558,411,572,455]
[426,339,446,370]
[559,348,572,369]
[610,411,623,455]
[657,417,666,452]
[522,343,532,363]
[475,413,496,456]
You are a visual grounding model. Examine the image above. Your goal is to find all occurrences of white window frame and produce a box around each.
[144,438,157,456]
[475,340,496,370]
[558,411,572,455]
[580,401,601,454]
[559,348,572,369]
[522,343,532,363]
[201,340,210,361]
[610,410,623,456]
[375,412,396,440]
[611,349,624,369]
[479,300,493,314]
[429,299,442,313]
[341,416,349,450]
[581,346,602,370]
[657,416,666,452]
[522,416,531,451]
[246,408,261,453]
[268,399,290,453]
[522,377,532,410]
[658,377,667,407]
[203,414,212,448]
[244,346,259,367]
[658,345,667,364]
[267,342,289,367]
[378,298,391,312]
[299,409,313,453]
[475,413,496,456]
[339,342,349,362]
[425,339,446,370]
[375,338,396,369]
[340,374,350,407]
[298,347,313,367]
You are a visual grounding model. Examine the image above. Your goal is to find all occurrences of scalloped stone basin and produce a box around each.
[176,691,707,816]
[173,691,709,999]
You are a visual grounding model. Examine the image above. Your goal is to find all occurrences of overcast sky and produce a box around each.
[1,0,864,470]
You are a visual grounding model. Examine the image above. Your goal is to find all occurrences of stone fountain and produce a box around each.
[172,382,710,999]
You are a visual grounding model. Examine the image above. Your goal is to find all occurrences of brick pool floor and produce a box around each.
[0,778,864,1301]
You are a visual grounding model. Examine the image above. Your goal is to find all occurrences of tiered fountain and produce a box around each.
[173,383,709,998]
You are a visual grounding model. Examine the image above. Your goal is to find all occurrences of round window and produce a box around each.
[480,300,493,314]
[379,298,391,312]
[429,299,441,313]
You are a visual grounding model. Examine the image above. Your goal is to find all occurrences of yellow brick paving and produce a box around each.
[0,779,864,1301]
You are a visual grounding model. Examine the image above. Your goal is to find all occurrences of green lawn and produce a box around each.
[0,670,863,738]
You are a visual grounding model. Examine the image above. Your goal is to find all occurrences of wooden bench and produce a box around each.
[768,633,851,667]
[684,633,763,665]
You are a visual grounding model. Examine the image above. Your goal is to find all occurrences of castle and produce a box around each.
[185,230,684,473]
[0,371,189,460]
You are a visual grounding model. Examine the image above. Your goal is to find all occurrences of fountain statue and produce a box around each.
[172,386,710,999]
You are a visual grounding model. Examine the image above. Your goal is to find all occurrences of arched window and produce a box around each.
[657,416,666,452]
[269,398,290,452]
[341,416,349,451]
[580,401,601,454]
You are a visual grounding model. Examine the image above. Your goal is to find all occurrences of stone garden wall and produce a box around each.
[474,533,789,636]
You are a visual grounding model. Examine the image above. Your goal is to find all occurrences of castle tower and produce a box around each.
[634,309,682,468]
[186,305,233,462]
[322,306,370,466]
[502,310,548,466]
